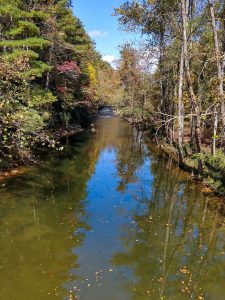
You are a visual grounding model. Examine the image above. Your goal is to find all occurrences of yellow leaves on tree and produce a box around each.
[87,63,97,87]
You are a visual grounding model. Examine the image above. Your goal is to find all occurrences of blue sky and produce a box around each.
[73,0,140,65]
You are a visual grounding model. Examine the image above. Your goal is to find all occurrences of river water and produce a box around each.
[0,112,225,300]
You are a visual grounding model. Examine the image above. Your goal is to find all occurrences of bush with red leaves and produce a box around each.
[56,61,81,75]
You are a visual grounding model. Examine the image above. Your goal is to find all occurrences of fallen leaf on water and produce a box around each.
[180,266,189,274]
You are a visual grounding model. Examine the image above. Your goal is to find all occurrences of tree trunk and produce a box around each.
[158,19,168,139]
[221,3,225,148]
[212,104,218,155]
[181,0,203,176]
[178,45,184,164]
[159,24,166,111]
[209,0,225,152]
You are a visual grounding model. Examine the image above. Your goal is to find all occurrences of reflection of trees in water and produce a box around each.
[115,130,146,193]
[0,138,97,300]
[112,154,225,300]
[82,117,147,193]
[96,118,147,192]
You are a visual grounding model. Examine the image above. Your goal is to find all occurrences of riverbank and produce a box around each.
[0,125,83,180]
[0,118,97,180]
[120,114,225,198]
[153,141,225,197]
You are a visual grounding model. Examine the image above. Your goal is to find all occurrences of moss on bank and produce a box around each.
[152,141,225,197]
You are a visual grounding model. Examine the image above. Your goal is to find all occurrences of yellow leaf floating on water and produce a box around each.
[180,266,190,274]
[158,277,163,282]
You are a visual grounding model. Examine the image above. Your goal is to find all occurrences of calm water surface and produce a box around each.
[0,113,225,300]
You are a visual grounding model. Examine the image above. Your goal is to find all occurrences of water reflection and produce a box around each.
[0,115,224,300]
[112,154,225,300]
[0,136,94,299]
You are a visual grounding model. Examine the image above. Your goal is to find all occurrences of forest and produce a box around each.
[0,0,113,169]
[114,0,225,192]
[1,0,225,192]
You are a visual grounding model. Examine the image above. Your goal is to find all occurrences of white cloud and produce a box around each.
[102,55,118,68]
[102,55,116,64]
[88,30,108,38]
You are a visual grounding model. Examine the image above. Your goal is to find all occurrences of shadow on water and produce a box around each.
[0,111,224,299]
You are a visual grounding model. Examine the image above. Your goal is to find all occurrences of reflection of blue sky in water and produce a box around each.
[71,147,153,299]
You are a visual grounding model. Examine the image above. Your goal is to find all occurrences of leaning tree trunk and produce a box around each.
[181,0,203,176]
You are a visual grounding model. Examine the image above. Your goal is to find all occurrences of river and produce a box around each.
[0,111,225,300]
